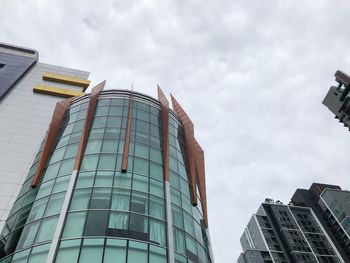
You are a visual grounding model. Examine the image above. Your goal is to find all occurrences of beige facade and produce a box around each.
[0,43,90,233]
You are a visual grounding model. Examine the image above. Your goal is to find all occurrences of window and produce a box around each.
[90,188,111,209]
[44,192,65,216]
[27,243,50,263]
[36,216,58,243]
[79,239,104,263]
[84,210,108,236]
[132,174,148,192]
[149,196,165,220]
[149,245,167,263]
[27,197,48,222]
[62,212,87,238]
[95,171,114,186]
[104,239,126,263]
[52,175,70,194]
[150,219,166,246]
[108,211,129,230]
[174,229,185,254]
[111,189,130,211]
[75,172,95,188]
[98,154,117,170]
[101,140,118,153]
[128,241,148,263]
[70,188,91,210]
[55,239,81,263]
[80,155,99,171]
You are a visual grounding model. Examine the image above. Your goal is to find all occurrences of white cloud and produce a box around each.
[2,0,350,261]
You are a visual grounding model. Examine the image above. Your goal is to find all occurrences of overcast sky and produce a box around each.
[2,0,350,262]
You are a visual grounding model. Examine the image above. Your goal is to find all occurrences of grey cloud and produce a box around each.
[2,0,350,261]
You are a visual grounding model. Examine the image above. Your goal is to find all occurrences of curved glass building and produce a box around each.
[0,82,214,263]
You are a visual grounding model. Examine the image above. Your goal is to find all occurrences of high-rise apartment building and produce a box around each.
[238,183,350,263]
[0,43,90,236]
[0,81,214,263]
[292,184,350,261]
[323,70,350,129]
[238,199,343,262]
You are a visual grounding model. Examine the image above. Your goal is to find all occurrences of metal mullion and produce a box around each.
[100,237,107,263]
[75,238,84,263]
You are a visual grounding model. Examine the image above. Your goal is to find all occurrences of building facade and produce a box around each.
[292,184,350,261]
[0,42,90,237]
[0,82,214,263]
[323,70,350,129]
[238,200,345,262]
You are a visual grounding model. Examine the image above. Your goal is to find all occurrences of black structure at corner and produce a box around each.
[323,70,350,128]
[291,183,350,262]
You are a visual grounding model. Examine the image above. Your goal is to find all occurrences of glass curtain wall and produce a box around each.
[0,91,213,263]
[168,114,211,263]
[0,98,89,263]
[55,97,168,263]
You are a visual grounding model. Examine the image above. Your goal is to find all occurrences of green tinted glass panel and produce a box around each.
[170,189,181,207]
[174,229,185,254]
[150,162,163,181]
[52,175,70,194]
[128,241,148,263]
[184,212,195,236]
[132,174,148,192]
[27,243,50,263]
[58,158,74,175]
[78,239,104,263]
[11,248,30,263]
[45,192,65,216]
[149,245,167,263]
[101,140,118,153]
[150,219,166,246]
[111,189,130,211]
[85,140,102,154]
[92,116,107,128]
[150,148,162,164]
[186,235,197,255]
[62,212,87,238]
[104,239,127,263]
[17,221,40,249]
[80,155,99,171]
[55,239,81,263]
[27,197,48,222]
[49,147,65,164]
[70,188,91,210]
[114,172,132,188]
[134,158,149,175]
[76,171,95,187]
[172,204,184,229]
[169,172,180,191]
[150,179,164,198]
[95,171,114,186]
[64,143,79,158]
[36,180,54,199]
[43,162,60,181]
[98,154,117,170]
[135,143,149,159]
[108,211,129,229]
[36,216,58,243]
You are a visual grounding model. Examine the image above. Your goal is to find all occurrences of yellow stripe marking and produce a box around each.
[33,84,85,98]
[43,72,90,90]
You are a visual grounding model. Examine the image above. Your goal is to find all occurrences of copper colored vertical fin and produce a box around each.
[170,94,198,205]
[31,98,74,188]
[194,139,208,227]
[74,81,106,170]
[121,92,133,172]
[157,85,170,181]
